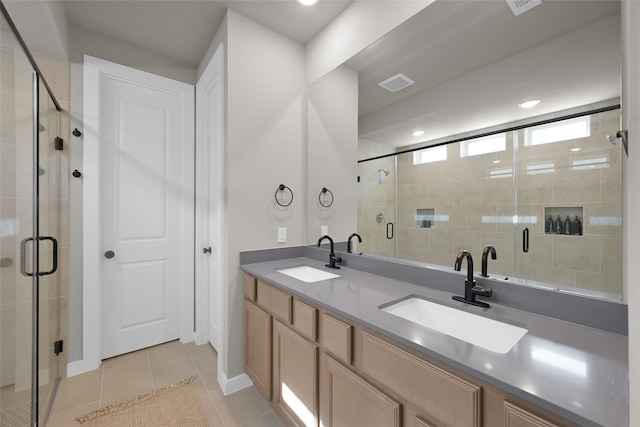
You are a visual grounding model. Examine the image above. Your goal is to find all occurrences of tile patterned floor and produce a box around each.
[46,341,285,427]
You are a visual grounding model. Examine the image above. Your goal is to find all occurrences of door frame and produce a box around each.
[75,55,195,374]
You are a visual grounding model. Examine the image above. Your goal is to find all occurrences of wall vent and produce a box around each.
[378,73,415,93]
[506,0,542,16]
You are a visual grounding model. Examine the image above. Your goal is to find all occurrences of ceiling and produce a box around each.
[4,0,622,149]
[61,0,353,67]
[349,0,621,148]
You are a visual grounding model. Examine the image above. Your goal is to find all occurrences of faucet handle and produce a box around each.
[472,285,492,297]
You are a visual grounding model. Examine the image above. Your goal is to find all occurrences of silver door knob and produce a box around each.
[105,250,115,259]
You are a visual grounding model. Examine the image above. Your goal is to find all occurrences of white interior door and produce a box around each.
[94,58,194,359]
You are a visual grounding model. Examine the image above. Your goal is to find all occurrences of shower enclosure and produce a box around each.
[1,4,64,426]
[358,105,623,300]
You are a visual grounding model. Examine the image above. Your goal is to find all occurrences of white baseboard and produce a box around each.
[67,359,101,377]
[217,371,253,396]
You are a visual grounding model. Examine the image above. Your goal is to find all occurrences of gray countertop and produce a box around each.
[240,256,628,427]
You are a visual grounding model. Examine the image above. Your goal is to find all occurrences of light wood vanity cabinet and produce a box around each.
[242,273,577,427]
[244,276,319,426]
[320,353,400,427]
[244,299,272,400]
[502,401,563,427]
[360,331,481,427]
[273,319,318,426]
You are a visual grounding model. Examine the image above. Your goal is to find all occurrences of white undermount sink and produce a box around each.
[381,297,528,353]
[277,266,340,283]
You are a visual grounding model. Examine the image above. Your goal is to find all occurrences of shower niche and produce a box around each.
[544,206,583,236]
[416,208,435,228]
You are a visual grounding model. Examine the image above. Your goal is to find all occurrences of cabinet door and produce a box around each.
[273,320,319,427]
[245,300,272,400]
[320,354,400,427]
[504,402,561,427]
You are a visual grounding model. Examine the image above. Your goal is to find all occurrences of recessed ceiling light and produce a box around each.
[518,99,541,109]
[571,147,582,152]
[493,160,501,164]
[297,0,317,5]
[412,130,425,137]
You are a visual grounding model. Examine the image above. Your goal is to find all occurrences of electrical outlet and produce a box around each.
[321,225,328,235]
[278,227,287,243]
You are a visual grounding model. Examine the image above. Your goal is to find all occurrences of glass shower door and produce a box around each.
[0,20,38,425]
[0,10,62,425]
[512,109,623,298]
[357,156,396,257]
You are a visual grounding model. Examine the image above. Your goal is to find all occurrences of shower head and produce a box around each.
[377,169,391,184]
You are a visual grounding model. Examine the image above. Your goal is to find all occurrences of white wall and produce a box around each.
[69,27,195,84]
[622,2,639,424]
[223,10,306,378]
[307,65,358,243]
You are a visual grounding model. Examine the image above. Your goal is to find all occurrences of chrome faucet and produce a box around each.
[317,235,342,269]
[347,233,362,254]
[480,245,497,277]
[452,250,492,308]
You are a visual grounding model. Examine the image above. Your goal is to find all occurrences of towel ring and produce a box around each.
[275,184,293,207]
[319,187,334,208]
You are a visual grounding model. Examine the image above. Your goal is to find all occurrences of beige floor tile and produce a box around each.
[49,368,103,415]
[201,372,225,400]
[102,348,149,371]
[147,340,190,368]
[212,386,273,427]
[198,393,225,426]
[189,377,210,398]
[46,342,285,427]
[45,400,99,427]
[150,357,198,389]
[100,358,153,407]
[186,342,218,376]
[244,410,287,427]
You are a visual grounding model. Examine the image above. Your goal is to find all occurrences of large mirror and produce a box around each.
[308,0,623,300]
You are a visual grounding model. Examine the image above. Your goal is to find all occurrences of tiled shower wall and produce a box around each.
[358,107,622,298]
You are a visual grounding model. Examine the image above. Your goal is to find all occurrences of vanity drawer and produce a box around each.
[256,280,292,323]
[321,313,352,364]
[243,274,257,301]
[293,299,317,342]
[361,331,481,427]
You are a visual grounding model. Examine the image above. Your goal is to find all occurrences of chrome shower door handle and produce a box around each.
[522,227,529,253]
